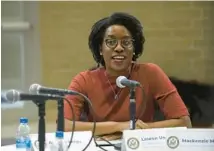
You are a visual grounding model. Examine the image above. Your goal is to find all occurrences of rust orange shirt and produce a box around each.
[64,63,189,122]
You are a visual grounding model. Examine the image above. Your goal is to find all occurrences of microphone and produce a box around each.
[29,84,78,96]
[5,89,63,151]
[29,84,97,151]
[29,84,74,133]
[116,76,141,88]
[5,89,62,103]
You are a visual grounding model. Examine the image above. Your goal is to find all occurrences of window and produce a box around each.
[1,1,27,108]
[1,1,41,130]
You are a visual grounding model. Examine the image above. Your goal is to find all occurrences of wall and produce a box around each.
[40,1,214,86]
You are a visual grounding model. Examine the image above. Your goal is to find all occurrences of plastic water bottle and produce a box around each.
[55,131,65,151]
[16,117,32,151]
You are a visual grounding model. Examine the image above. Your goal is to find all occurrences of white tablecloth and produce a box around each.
[1,140,121,151]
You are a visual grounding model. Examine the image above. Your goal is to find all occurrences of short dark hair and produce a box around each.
[88,12,145,67]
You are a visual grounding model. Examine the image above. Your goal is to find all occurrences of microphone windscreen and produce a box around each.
[5,89,19,103]
[116,76,126,88]
[29,84,40,94]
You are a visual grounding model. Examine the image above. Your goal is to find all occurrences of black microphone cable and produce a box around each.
[63,97,75,151]
[94,135,122,151]
[94,136,110,151]
[64,91,96,151]
[94,138,109,151]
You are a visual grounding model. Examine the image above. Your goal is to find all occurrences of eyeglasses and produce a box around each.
[104,38,134,49]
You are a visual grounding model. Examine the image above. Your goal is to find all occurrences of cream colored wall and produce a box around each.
[40,1,214,87]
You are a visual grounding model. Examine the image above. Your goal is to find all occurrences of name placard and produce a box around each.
[121,128,214,151]
[30,131,97,151]
[166,129,214,151]
[121,127,186,151]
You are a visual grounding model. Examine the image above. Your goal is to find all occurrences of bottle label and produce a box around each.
[16,138,32,149]
[16,138,26,148]
[26,138,32,149]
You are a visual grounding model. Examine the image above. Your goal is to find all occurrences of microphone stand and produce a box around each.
[129,87,136,130]
[57,98,64,132]
[34,100,46,151]
[113,87,137,151]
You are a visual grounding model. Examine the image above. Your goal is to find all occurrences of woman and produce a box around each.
[64,12,192,140]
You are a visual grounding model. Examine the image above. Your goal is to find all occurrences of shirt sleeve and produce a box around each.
[64,72,88,121]
[148,63,189,119]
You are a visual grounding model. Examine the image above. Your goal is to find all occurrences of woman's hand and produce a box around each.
[118,119,150,131]
[96,132,122,141]
[135,119,150,129]
[95,120,149,141]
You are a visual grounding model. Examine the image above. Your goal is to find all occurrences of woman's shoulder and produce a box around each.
[133,62,162,73]
[73,66,103,81]
[68,68,102,91]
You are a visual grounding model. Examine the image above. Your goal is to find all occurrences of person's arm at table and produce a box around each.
[64,119,149,136]
[147,63,192,128]
[146,116,192,128]
[65,119,120,136]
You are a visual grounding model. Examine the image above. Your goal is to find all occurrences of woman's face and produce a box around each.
[101,25,134,75]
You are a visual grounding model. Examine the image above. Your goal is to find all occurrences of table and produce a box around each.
[1,140,121,151]
[1,144,117,151]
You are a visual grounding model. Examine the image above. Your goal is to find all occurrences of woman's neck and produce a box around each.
[104,64,133,77]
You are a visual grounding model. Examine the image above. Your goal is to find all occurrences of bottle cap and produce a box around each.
[20,117,28,124]
[56,131,64,138]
